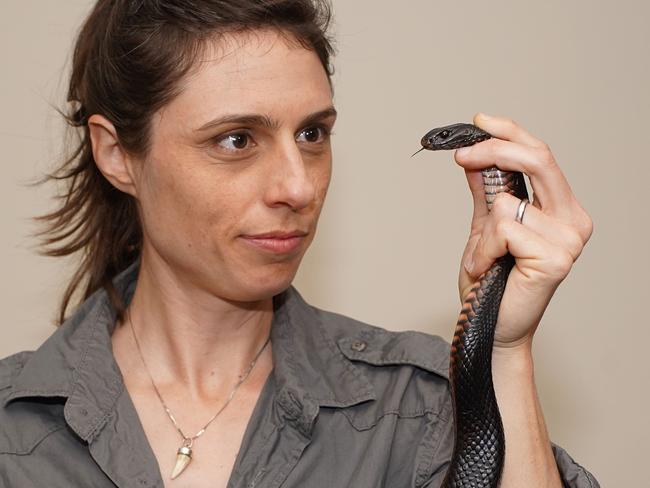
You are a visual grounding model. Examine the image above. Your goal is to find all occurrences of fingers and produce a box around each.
[464,168,489,222]
[454,113,576,221]
[465,192,585,280]
[456,113,593,259]
[472,112,546,148]
[498,193,587,259]
[455,137,574,217]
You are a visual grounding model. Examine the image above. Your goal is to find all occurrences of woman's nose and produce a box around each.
[264,143,315,211]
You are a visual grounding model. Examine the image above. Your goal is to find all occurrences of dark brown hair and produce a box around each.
[33,0,335,326]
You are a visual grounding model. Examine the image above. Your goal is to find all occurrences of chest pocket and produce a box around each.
[336,330,451,431]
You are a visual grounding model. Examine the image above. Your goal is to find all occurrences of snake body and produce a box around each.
[419,123,529,488]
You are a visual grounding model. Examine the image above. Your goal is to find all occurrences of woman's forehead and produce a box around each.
[162,29,333,131]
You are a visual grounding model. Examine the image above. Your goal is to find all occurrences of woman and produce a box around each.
[0,1,598,487]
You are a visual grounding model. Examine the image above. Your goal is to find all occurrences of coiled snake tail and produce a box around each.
[418,123,529,488]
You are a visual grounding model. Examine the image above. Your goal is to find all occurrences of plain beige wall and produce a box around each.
[2,1,648,485]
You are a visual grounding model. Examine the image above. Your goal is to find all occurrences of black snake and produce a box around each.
[417,123,529,487]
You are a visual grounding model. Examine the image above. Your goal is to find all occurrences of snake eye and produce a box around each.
[440,130,450,138]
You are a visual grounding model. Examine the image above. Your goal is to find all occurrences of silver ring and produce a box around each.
[515,198,529,224]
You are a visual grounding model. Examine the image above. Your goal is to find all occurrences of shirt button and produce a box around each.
[351,340,367,352]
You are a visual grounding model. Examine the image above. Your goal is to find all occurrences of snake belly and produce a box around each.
[419,123,529,487]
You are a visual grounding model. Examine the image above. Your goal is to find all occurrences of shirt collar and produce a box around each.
[4,259,376,440]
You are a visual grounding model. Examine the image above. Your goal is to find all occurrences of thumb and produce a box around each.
[464,168,489,224]
[458,233,480,301]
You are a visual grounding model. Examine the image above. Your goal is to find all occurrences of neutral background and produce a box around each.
[2,1,647,485]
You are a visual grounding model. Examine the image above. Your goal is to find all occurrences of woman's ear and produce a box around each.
[87,114,139,197]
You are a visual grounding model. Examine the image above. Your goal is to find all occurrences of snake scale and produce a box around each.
[418,123,530,487]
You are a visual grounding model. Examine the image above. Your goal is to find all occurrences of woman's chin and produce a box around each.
[219,264,300,304]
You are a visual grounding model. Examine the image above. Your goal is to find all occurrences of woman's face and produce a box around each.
[134,29,336,302]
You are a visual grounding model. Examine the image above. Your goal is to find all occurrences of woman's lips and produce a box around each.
[240,231,307,254]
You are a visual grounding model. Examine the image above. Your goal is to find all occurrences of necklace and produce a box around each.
[126,309,271,480]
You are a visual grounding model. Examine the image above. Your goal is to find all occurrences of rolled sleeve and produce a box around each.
[552,442,600,488]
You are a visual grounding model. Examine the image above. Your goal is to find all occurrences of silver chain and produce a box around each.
[127,308,271,447]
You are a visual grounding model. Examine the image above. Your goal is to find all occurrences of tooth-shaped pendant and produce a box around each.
[171,445,192,480]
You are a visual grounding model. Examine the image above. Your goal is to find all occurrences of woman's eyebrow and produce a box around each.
[298,107,337,127]
[194,107,337,133]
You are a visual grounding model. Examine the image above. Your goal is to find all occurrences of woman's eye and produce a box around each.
[216,132,252,151]
[297,126,329,144]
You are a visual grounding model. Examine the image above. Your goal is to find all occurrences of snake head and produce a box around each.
[419,123,491,151]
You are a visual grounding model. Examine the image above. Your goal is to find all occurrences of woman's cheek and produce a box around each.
[311,158,332,206]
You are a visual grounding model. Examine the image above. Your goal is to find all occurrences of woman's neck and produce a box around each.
[112,254,274,400]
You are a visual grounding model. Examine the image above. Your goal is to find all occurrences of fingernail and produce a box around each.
[464,257,474,275]
[456,146,471,158]
[478,112,491,120]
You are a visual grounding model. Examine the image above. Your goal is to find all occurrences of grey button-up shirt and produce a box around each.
[0,261,599,487]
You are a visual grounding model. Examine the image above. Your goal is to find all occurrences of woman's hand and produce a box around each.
[454,113,593,350]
